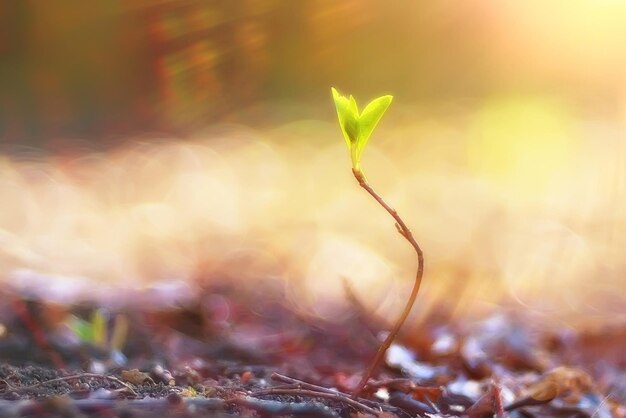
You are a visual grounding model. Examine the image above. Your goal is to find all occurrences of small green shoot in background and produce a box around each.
[331,87,425,399]
[67,308,129,363]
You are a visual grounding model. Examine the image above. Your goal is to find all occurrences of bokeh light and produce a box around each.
[1,1,625,328]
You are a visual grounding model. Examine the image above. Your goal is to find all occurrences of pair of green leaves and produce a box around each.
[331,87,393,173]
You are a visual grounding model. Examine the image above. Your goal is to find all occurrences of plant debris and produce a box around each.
[0,278,623,417]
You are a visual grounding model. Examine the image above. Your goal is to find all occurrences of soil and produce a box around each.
[0,277,624,418]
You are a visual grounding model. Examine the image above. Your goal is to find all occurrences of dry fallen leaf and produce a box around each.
[526,366,593,402]
[120,369,154,385]
[505,366,595,412]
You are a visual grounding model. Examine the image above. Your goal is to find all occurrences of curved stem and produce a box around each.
[351,168,425,399]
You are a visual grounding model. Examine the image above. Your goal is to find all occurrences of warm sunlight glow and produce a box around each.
[2,1,625,327]
[1,111,624,324]
[467,97,577,201]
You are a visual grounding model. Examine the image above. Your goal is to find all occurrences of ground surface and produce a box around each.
[0,277,624,418]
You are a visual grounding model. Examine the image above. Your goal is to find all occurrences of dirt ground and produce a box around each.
[0,276,624,418]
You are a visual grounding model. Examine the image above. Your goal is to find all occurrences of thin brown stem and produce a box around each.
[269,373,403,412]
[249,388,381,416]
[351,168,424,399]
[271,372,342,395]
[13,373,138,396]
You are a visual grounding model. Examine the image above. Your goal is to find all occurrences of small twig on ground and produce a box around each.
[249,388,381,416]
[359,377,415,393]
[271,373,343,395]
[11,373,138,397]
[264,373,406,415]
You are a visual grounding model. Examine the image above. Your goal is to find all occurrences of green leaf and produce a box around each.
[348,95,359,119]
[68,316,93,341]
[331,87,393,172]
[356,95,393,155]
[90,309,107,347]
[331,87,354,148]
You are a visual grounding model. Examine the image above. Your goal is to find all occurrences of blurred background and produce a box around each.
[0,0,625,325]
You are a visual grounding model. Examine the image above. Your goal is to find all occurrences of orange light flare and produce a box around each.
[0,108,624,328]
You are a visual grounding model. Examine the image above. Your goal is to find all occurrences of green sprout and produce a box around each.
[331,87,393,175]
[331,88,425,399]
[67,309,129,354]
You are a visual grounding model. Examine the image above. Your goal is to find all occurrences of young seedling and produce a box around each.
[330,87,425,398]
[67,309,129,359]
